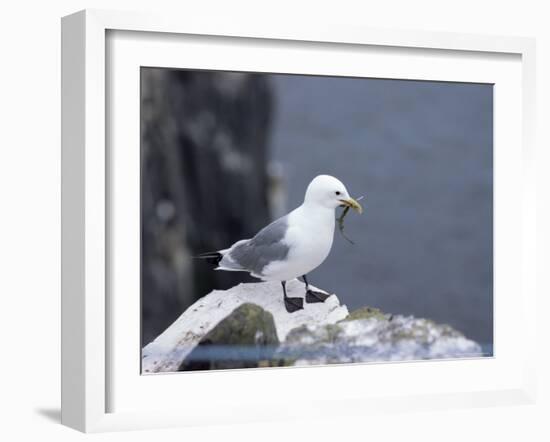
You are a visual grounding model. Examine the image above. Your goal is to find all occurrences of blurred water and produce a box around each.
[269,75,493,345]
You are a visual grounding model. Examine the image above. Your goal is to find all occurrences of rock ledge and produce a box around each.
[142,280,348,373]
[142,281,482,373]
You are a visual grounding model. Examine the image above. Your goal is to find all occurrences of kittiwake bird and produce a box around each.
[197,175,363,313]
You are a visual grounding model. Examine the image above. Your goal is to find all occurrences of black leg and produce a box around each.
[302,274,331,303]
[282,281,303,313]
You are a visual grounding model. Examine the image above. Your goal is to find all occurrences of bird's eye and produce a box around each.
[335,191,341,196]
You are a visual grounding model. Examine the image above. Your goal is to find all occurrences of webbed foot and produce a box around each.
[284,296,304,313]
[305,290,331,303]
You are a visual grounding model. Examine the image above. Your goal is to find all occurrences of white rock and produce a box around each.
[142,279,349,373]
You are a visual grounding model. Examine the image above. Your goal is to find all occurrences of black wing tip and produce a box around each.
[194,251,223,266]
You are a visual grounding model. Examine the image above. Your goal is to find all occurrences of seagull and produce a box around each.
[197,175,363,313]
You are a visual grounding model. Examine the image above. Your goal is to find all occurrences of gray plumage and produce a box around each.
[221,215,290,277]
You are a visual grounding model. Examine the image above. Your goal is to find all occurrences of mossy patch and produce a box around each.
[202,303,279,346]
[285,323,344,345]
[178,303,280,371]
[341,306,387,322]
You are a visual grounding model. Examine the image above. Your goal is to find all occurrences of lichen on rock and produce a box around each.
[279,313,483,365]
[178,303,281,371]
[341,306,387,322]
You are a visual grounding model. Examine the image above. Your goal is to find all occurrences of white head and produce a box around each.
[303,175,363,213]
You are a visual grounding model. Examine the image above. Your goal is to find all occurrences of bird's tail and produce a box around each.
[194,251,224,266]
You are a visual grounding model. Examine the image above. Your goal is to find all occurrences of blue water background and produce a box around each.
[269,75,493,347]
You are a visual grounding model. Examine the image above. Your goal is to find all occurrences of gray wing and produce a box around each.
[223,215,290,277]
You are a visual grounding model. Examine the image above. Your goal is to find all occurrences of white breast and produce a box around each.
[261,204,335,281]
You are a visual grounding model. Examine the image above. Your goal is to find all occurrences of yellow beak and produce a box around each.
[339,197,363,214]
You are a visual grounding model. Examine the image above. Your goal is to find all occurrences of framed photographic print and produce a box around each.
[61,9,537,432]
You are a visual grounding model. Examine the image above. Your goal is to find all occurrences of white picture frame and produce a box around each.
[61,9,537,433]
